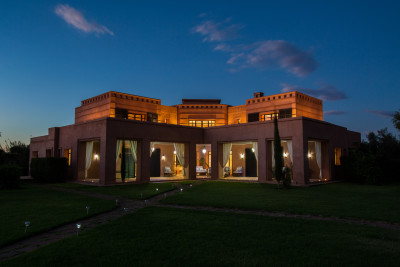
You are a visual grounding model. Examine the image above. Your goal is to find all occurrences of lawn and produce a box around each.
[3,207,400,266]
[53,181,188,200]
[162,181,400,223]
[0,184,115,247]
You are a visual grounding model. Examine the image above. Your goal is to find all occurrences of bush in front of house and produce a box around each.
[30,158,68,183]
[0,164,21,189]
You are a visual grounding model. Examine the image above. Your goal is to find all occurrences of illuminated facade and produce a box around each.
[30,91,359,185]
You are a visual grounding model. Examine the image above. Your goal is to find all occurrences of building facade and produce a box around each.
[30,91,360,185]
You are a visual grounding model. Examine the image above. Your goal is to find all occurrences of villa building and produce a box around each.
[30,91,360,185]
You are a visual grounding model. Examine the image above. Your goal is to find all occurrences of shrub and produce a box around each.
[0,164,21,189]
[282,167,291,189]
[30,158,68,183]
[341,129,400,184]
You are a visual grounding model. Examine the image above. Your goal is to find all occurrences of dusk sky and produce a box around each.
[1,0,399,145]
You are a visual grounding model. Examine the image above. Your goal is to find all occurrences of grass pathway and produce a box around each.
[155,203,400,231]
[1,181,399,262]
[0,184,183,261]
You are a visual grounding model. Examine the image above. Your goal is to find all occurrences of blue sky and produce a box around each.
[1,0,399,145]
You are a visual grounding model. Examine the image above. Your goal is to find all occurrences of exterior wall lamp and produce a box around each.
[240,153,244,159]
[162,154,165,161]
[94,154,99,160]
[202,148,206,154]
[308,153,312,158]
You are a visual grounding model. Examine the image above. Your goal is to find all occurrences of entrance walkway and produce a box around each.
[220,176,258,182]
[150,176,185,182]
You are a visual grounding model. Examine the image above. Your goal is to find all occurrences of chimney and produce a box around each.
[254,92,264,98]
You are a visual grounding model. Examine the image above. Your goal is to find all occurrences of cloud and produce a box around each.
[324,110,347,115]
[192,20,242,42]
[228,40,318,77]
[281,83,347,101]
[365,110,395,118]
[193,18,317,77]
[55,4,113,36]
[214,43,232,52]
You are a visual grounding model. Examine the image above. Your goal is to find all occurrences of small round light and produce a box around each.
[202,148,206,154]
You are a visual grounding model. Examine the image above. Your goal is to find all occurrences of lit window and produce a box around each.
[128,113,145,121]
[260,113,276,121]
[64,148,72,166]
[334,148,341,166]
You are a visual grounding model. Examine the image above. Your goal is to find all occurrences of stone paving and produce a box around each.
[1,182,399,262]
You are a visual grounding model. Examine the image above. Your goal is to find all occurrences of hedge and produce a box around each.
[0,164,21,189]
[30,158,68,183]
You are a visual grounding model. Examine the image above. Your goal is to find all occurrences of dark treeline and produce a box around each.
[0,140,30,175]
[342,110,400,184]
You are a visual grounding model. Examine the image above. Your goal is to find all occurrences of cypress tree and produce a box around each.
[274,114,284,187]
[121,140,126,182]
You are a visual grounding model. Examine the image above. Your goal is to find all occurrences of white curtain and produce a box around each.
[271,141,275,168]
[116,140,123,163]
[150,142,155,156]
[287,140,293,162]
[174,143,185,175]
[315,141,322,178]
[223,143,232,167]
[129,140,137,161]
[252,141,258,161]
[85,141,94,178]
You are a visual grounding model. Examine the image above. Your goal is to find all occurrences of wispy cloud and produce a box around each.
[281,83,347,101]
[324,110,347,115]
[193,18,317,77]
[192,19,242,42]
[227,40,318,77]
[365,110,395,118]
[55,4,113,36]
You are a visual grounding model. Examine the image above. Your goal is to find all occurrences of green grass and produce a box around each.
[0,184,115,247]
[163,181,400,223]
[53,182,187,200]
[3,207,400,266]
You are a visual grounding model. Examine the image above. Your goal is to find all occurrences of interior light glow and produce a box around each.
[94,154,99,160]
[202,148,206,154]
[308,153,312,158]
